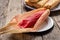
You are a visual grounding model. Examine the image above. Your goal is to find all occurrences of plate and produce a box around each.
[37,17,54,32]
[24,3,60,11]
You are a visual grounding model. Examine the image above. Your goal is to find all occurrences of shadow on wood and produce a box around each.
[7,33,35,40]
[50,11,60,16]
[5,26,54,40]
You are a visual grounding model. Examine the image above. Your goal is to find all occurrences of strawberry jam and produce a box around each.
[18,10,45,28]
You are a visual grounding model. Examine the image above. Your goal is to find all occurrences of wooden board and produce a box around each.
[6,0,22,24]
[0,0,42,40]
[0,0,9,27]
[43,17,60,40]
[53,14,60,27]
[0,0,60,40]
[42,11,60,40]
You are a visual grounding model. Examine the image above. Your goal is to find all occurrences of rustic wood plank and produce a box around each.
[53,15,60,28]
[0,0,9,27]
[1,0,60,40]
[0,34,13,40]
[6,0,22,24]
[43,16,60,40]
[0,0,42,40]
[11,33,42,40]
[0,0,22,40]
[0,0,9,40]
[0,33,43,40]
[50,11,60,27]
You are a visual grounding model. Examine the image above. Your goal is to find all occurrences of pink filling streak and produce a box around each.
[18,10,45,28]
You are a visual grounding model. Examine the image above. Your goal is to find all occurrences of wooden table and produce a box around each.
[0,0,60,40]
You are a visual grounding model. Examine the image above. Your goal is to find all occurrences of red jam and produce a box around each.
[18,10,45,28]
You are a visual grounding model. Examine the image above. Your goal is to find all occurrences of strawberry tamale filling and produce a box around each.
[18,10,45,28]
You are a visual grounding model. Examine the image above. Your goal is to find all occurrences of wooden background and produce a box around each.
[0,0,60,40]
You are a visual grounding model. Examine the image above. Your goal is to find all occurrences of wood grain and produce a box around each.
[0,0,9,27]
[0,0,9,40]
[6,0,22,24]
[53,15,60,28]
[43,16,60,40]
[50,11,60,28]
[0,0,60,40]
[0,0,42,40]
